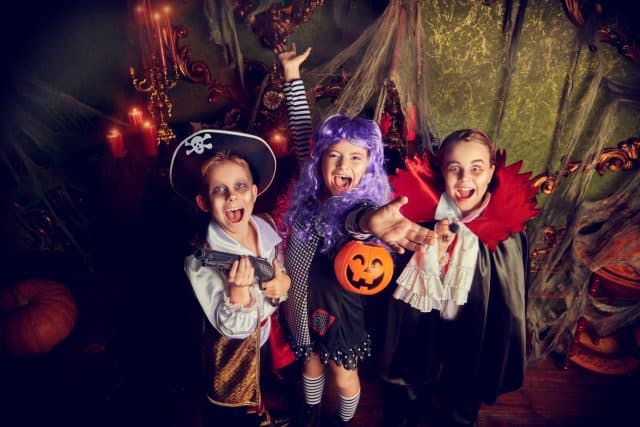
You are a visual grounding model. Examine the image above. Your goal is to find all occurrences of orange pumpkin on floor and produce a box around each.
[334,241,394,295]
[0,278,78,357]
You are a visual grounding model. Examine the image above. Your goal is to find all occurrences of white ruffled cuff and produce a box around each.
[394,254,443,313]
[443,264,476,305]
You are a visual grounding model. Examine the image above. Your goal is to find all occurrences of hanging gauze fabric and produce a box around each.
[204,0,276,89]
[525,55,640,361]
[304,0,440,154]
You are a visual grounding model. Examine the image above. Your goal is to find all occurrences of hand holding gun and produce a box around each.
[194,247,280,305]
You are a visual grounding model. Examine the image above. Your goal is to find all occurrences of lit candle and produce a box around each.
[128,107,143,127]
[154,13,167,70]
[163,6,177,63]
[142,1,155,63]
[135,5,149,69]
[268,130,289,158]
[141,121,158,157]
[106,128,126,158]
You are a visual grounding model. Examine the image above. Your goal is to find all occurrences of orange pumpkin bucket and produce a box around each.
[333,241,394,295]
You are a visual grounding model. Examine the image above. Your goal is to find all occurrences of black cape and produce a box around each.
[379,228,529,405]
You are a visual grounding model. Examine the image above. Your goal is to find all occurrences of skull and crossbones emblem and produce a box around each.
[185,133,213,155]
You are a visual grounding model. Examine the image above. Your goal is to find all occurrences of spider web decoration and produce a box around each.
[304,0,440,154]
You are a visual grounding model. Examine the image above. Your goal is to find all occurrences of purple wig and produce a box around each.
[285,114,391,253]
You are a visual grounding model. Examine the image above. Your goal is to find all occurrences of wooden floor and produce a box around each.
[3,343,636,427]
[262,355,638,427]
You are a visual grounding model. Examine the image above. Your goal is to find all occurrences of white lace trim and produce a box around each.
[394,255,476,312]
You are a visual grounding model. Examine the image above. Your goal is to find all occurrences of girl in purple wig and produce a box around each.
[288,113,391,253]
[275,43,434,426]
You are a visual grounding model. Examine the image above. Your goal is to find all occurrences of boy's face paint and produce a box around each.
[442,140,495,216]
[197,160,257,235]
[321,140,369,197]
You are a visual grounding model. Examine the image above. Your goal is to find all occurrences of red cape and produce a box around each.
[391,150,540,251]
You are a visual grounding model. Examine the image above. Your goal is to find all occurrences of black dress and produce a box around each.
[306,250,371,368]
[284,216,372,371]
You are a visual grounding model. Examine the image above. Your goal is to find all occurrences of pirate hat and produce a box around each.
[169,129,276,200]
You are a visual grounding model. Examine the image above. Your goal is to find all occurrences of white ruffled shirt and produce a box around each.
[184,216,284,346]
[394,192,489,320]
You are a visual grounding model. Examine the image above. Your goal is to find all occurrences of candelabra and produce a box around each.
[130,1,180,144]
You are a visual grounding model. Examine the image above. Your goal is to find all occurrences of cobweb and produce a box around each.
[305,0,440,153]
[2,78,123,268]
[526,50,640,362]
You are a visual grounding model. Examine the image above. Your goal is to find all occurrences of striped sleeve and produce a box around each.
[283,79,312,167]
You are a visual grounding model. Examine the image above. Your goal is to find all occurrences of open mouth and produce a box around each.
[455,187,475,200]
[332,174,352,192]
[224,207,244,223]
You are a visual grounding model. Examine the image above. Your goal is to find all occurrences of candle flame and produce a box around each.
[270,131,285,143]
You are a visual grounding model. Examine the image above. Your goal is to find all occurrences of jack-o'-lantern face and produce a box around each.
[334,241,394,295]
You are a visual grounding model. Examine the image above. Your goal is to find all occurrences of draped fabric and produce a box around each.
[527,173,640,360]
[203,0,441,152]
[204,0,248,88]
[525,51,640,361]
[305,0,439,153]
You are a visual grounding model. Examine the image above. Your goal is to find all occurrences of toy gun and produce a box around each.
[193,247,280,306]
[194,247,275,282]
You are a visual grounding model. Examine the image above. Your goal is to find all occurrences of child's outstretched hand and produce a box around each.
[261,259,291,305]
[361,196,436,254]
[273,42,311,82]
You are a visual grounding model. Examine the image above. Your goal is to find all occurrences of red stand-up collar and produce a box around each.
[391,150,540,251]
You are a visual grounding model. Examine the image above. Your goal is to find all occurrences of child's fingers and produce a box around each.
[231,256,251,286]
[396,222,433,245]
[398,237,426,253]
[261,279,274,296]
[229,259,239,280]
[262,275,288,299]
[240,257,254,283]
[299,46,312,61]
[272,259,288,277]
[273,43,290,57]
[389,196,409,210]
[387,241,405,254]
